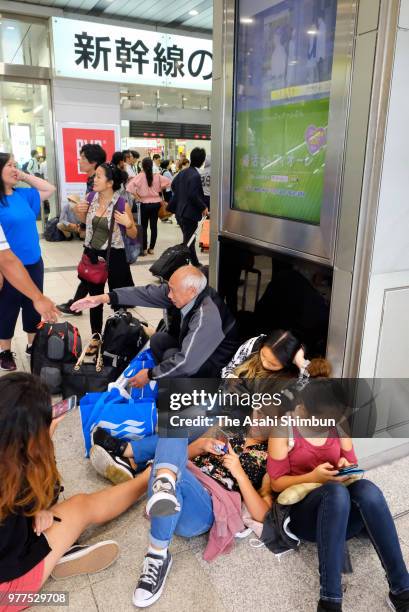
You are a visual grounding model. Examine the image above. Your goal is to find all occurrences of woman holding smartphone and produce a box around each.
[0,153,56,371]
[72,162,137,353]
[268,376,409,612]
[0,372,150,611]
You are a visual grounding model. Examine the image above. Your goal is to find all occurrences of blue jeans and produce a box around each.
[131,435,159,472]
[289,480,409,602]
[148,438,214,548]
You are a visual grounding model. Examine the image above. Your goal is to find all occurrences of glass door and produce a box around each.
[0,77,57,225]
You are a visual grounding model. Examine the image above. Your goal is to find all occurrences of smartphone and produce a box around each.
[336,465,365,477]
[52,395,77,420]
[213,428,229,454]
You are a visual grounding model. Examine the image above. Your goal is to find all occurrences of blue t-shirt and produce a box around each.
[0,188,41,265]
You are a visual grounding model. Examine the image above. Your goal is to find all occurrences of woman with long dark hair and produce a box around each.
[0,373,150,610]
[0,153,55,371]
[268,376,409,612]
[71,162,137,353]
[222,329,310,379]
[127,157,171,256]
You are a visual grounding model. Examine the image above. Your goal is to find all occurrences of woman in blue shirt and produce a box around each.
[0,153,56,371]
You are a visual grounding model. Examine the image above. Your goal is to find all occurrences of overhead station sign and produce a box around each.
[51,17,212,91]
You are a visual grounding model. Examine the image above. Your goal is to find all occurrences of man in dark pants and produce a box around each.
[168,148,208,266]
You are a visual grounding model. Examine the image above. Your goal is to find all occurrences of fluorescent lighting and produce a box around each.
[6,25,15,30]
[134,93,141,97]
[240,17,254,24]
[307,29,318,35]
[33,104,43,114]
[189,9,199,16]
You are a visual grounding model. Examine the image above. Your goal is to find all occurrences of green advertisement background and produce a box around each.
[233,97,329,224]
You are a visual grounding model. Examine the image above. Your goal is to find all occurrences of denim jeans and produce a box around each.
[148,438,214,548]
[289,480,409,602]
[130,435,159,473]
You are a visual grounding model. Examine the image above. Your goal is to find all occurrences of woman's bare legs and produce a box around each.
[40,467,151,585]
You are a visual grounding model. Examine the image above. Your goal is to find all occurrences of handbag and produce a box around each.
[80,388,157,457]
[158,199,172,220]
[116,198,142,264]
[77,196,117,283]
[61,335,119,400]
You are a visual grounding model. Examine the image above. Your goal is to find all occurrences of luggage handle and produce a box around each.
[187,216,207,248]
[74,334,103,373]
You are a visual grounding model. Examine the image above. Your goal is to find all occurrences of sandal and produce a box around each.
[86,334,102,356]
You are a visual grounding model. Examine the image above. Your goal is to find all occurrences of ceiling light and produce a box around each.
[240,17,254,24]
[307,29,318,35]
[189,9,199,16]
[7,25,15,30]
[134,94,141,97]
[33,104,43,114]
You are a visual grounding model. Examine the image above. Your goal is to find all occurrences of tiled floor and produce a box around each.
[4,223,409,611]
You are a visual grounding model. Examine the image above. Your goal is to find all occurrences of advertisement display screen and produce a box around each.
[233,0,338,224]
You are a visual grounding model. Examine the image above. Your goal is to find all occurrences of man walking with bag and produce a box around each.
[168,148,208,266]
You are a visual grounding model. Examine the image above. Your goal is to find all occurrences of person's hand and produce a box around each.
[199,438,226,456]
[70,295,109,312]
[49,414,66,438]
[337,457,353,469]
[15,169,28,182]
[310,462,347,483]
[75,201,89,215]
[114,210,133,228]
[33,295,59,322]
[293,347,306,369]
[202,208,209,217]
[222,442,244,479]
[128,368,149,389]
[33,510,54,536]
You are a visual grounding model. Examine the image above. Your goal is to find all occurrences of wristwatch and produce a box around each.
[147,368,155,381]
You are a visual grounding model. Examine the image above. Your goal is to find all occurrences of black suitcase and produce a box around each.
[149,218,206,280]
[149,243,191,280]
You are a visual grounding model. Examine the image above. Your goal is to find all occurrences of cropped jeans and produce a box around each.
[148,438,214,549]
[289,480,409,603]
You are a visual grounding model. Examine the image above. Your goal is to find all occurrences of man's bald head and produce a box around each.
[168,265,207,309]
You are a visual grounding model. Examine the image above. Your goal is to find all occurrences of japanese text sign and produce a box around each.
[51,17,212,91]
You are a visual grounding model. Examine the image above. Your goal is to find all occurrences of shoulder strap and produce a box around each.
[86,191,96,204]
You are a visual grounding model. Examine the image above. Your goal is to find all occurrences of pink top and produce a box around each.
[127,172,171,203]
[267,426,358,480]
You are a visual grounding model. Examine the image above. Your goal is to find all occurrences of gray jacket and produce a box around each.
[111,283,238,379]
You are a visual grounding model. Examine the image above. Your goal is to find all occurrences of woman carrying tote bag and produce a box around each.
[73,163,137,355]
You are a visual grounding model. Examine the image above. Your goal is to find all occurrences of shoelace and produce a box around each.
[140,556,163,586]
[152,479,173,494]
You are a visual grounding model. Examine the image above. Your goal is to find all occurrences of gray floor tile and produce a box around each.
[91,550,226,612]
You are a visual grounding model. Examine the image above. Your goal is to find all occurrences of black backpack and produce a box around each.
[44,217,66,242]
[102,310,148,368]
[22,161,29,173]
[31,322,82,394]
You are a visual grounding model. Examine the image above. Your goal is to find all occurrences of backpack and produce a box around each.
[31,322,82,394]
[44,217,65,242]
[102,310,148,369]
[22,161,29,173]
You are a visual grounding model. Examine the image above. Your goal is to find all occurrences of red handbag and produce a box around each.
[77,253,108,284]
[77,200,116,284]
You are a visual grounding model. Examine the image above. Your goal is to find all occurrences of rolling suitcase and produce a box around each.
[199,218,210,252]
[149,217,206,281]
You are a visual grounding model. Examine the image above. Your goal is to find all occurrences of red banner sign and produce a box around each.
[62,127,116,182]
